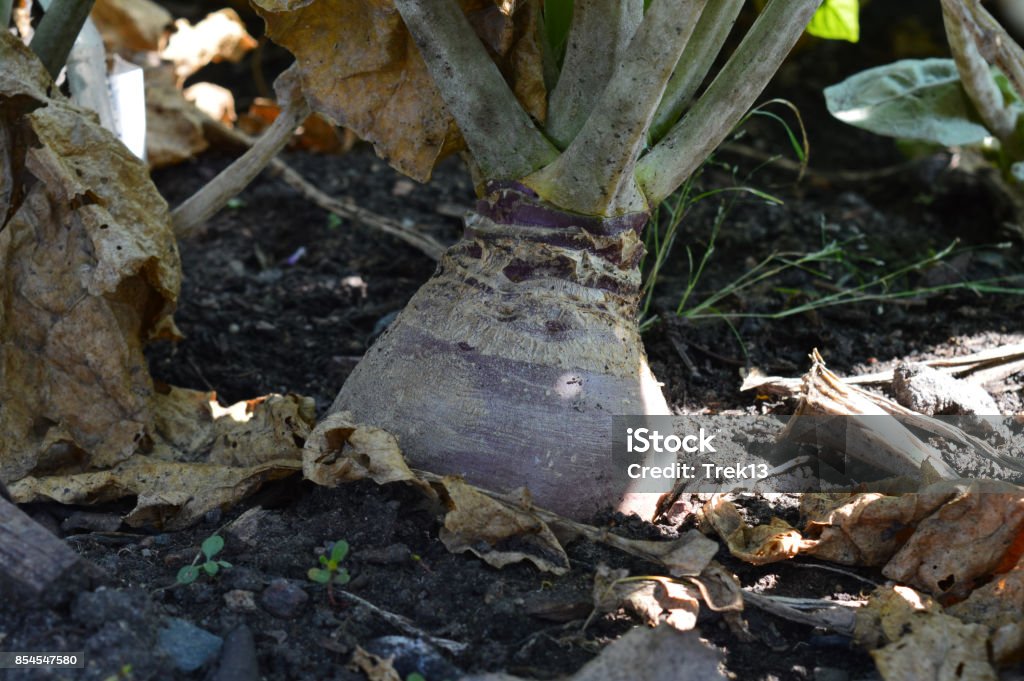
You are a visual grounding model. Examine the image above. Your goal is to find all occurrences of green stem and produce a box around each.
[394,0,558,181]
[649,0,745,144]
[30,0,96,80]
[941,0,1018,143]
[960,0,1024,104]
[636,0,822,205]
[545,0,643,148]
[525,0,709,216]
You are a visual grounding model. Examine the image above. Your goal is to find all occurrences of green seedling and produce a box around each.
[176,534,232,585]
[308,539,351,604]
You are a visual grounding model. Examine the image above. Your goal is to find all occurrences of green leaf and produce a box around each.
[218,560,233,569]
[308,567,331,584]
[407,674,427,681]
[330,540,349,563]
[319,555,329,566]
[201,535,224,560]
[825,58,992,146]
[203,561,220,576]
[333,568,351,586]
[177,565,199,585]
[326,213,342,230]
[806,0,859,43]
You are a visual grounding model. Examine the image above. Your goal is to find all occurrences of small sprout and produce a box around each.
[176,534,232,585]
[226,197,247,209]
[308,539,351,604]
[406,674,426,681]
[326,213,343,230]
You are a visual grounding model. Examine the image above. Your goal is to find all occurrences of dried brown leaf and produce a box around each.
[302,411,427,488]
[801,484,959,566]
[238,98,353,154]
[183,82,237,126]
[871,612,997,681]
[7,388,311,529]
[437,477,570,574]
[347,646,402,681]
[251,0,546,181]
[882,480,1024,599]
[90,0,172,52]
[590,565,701,631]
[161,9,257,85]
[948,554,1024,666]
[854,585,943,650]
[145,63,208,168]
[701,496,812,565]
[0,31,179,482]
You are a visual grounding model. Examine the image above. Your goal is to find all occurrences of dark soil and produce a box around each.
[4,2,1024,681]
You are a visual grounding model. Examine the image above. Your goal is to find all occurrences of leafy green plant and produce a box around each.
[308,540,351,603]
[176,534,232,585]
[239,0,830,522]
[825,0,1024,188]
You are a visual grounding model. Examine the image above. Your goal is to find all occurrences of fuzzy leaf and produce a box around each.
[201,534,224,559]
[308,567,331,584]
[806,0,859,43]
[825,58,992,146]
[0,31,180,483]
[203,561,219,576]
[330,539,349,563]
[176,565,199,584]
[333,568,351,586]
[250,0,547,182]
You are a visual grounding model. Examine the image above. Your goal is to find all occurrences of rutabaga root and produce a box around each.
[330,183,671,520]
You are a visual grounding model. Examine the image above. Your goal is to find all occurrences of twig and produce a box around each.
[192,114,446,260]
[172,66,309,239]
[334,590,467,655]
[789,562,880,587]
[265,157,446,261]
[741,590,860,635]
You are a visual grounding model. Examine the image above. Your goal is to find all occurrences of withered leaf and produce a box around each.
[251,0,546,182]
[701,496,812,565]
[8,388,312,530]
[800,484,959,566]
[591,565,701,631]
[437,476,570,574]
[0,31,180,482]
[882,480,1024,599]
[90,0,172,52]
[302,411,428,489]
[871,612,997,681]
[161,9,258,85]
[144,62,208,168]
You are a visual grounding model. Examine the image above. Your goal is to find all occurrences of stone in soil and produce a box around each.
[157,617,223,673]
[259,578,310,619]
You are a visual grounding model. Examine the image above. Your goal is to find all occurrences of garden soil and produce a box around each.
[2,2,1024,680]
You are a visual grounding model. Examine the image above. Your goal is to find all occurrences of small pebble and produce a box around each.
[363,636,462,681]
[157,617,222,672]
[211,625,260,681]
[259,579,309,619]
[224,589,258,612]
